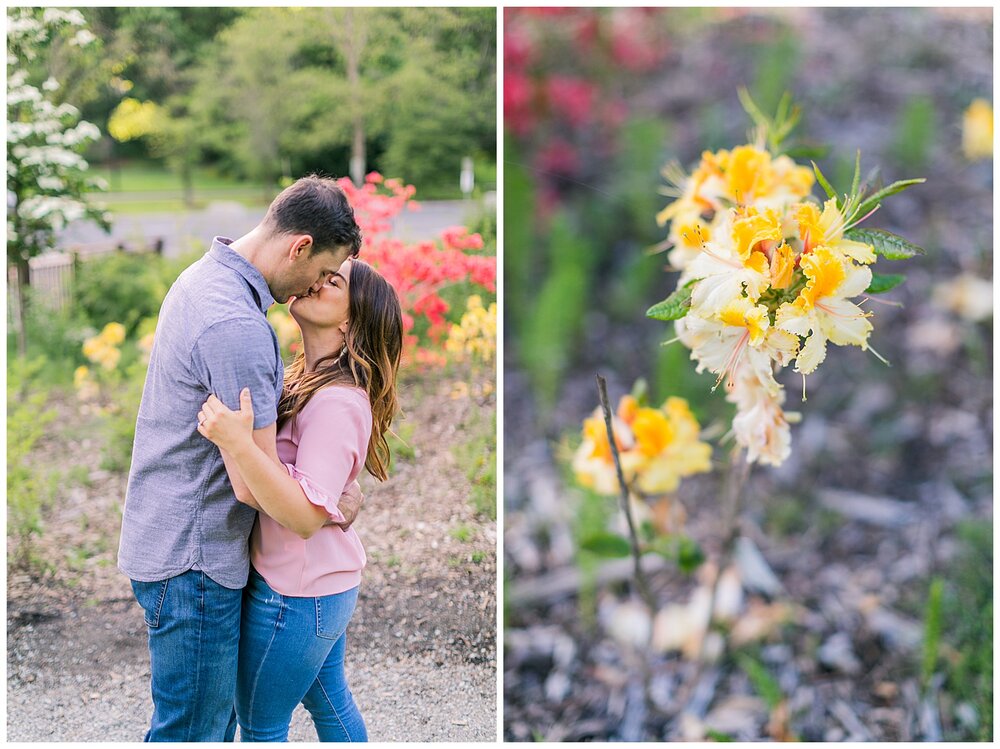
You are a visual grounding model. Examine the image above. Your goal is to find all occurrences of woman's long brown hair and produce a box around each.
[277,259,402,481]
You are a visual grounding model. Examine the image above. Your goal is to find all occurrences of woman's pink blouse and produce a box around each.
[250,386,370,597]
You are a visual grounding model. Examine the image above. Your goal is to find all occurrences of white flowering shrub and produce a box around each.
[7,7,110,350]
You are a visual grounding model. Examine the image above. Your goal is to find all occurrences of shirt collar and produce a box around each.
[208,236,275,313]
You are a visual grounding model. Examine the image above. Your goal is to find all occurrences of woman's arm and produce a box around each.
[219,446,262,510]
[199,389,331,539]
[207,395,366,530]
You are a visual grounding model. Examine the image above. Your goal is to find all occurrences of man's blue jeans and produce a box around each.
[131,570,242,742]
[236,568,367,742]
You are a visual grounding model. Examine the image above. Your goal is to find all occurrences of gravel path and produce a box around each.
[7,605,496,742]
[8,371,497,742]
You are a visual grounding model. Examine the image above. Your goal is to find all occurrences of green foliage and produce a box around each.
[748,27,799,120]
[705,729,735,742]
[921,577,944,687]
[450,524,472,543]
[737,652,784,710]
[100,358,146,472]
[649,534,705,574]
[812,157,925,228]
[738,87,801,154]
[451,408,496,520]
[387,419,417,469]
[7,358,57,566]
[938,522,993,740]
[647,283,693,321]
[10,293,94,385]
[73,250,196,335]
[519,212,593,408]
[866,273,906,294]
[187,7,494,192]
[579,532,631,558]
[844,227,926,260]
[893,95,936,170]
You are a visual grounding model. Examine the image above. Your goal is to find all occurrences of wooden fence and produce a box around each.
[7,239,163,320]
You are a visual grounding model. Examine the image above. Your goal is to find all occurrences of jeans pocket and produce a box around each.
[131,578,170,629]
[314,587,358,640]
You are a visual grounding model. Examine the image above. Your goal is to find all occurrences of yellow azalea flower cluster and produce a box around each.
[82,322,126,371]
[445,295,497,363]
[660,146,883,466]
[962,98,993,160]
[573,394,712,496]
[76,322,126,401]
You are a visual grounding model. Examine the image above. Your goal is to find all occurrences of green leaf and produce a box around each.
[648,534,704,572]
[631,377,650,407]
[811,161,838,202]
[844,227,926,260]
[676,536,705,573]
[646,284,692,321]
[737,87,769,132]
[922,577,945,687]
[580,532,631,558]
[705,730,735,742]
[866,273,906,294]
[737,654,784,710]
[855,178,926,219]
[850,150,862,202]
[783,143,829,160]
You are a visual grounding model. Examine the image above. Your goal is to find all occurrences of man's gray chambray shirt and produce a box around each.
[117,237,284,589]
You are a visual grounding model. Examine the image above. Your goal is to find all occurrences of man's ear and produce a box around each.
[288,234,313,260]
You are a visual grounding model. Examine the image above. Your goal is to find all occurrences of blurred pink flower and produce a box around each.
[536,139,580,177]
[504,28,534,68]
[546,76,595,127]
[505,72,537,136]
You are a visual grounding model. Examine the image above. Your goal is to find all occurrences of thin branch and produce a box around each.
[595,374,655,610]
[697,444,750,662]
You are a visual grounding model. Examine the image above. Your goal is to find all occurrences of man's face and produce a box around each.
[272,242,351,304]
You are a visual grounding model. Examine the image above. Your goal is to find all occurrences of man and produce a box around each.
[118,175,363,741]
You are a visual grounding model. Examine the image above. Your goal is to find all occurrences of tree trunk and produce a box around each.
[15,255,30,357]
[181,161,194,208]
[344,9,367,185]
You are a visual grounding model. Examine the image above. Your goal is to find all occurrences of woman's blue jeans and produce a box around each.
[236,569,367,742]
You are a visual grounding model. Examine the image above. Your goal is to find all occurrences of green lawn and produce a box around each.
[85,162,273,213]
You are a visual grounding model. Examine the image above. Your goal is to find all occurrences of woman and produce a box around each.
[197,257,402,742]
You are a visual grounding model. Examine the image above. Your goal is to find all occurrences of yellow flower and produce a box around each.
[99,322,126,346]
[725,145,774,205]
[97,346,121,371]
[776,247,873,374]
[768,242,796,290]
[794,199,875,264]
[962,98,993,160]
[446,296,496,363]
[573,393,711,497]
[73,365,90,388]
[82,336,103,361]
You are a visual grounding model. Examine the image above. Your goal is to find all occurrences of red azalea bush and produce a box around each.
[335,173,496,367]
[504,7,672,212]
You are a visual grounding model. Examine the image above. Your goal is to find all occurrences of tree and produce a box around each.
[7,7,110,355]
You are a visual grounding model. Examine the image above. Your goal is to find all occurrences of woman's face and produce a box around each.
[289,258,351,334]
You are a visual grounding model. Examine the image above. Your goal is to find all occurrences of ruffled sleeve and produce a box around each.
[287,387,372,522]
[285,463,347,523]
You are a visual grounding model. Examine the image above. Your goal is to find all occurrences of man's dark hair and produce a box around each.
[264,174,362,257]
